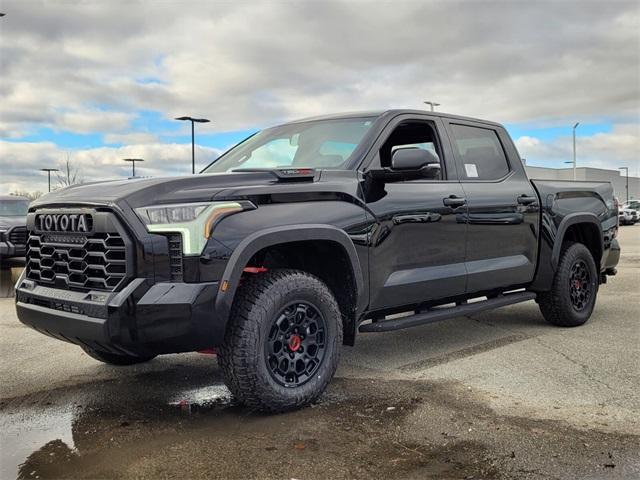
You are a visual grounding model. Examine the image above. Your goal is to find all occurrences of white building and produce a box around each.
[525,166,639,203]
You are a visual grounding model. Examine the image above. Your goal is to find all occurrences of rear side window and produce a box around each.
[451,124,510,180]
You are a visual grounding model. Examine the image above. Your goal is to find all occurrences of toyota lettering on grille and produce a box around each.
[36,213,92,233]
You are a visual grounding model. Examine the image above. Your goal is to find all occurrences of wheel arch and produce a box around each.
[214,225,366,345]
[552,213,603,270]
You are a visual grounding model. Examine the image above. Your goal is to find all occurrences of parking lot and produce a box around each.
[1,226,638,479]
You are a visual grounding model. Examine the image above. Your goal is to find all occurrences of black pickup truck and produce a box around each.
[0,194,29,266]
[16,110,620,411]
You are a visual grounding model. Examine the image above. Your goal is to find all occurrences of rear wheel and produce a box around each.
[82,347,156,366]
[538,242,599,327]
[218,269,342,412]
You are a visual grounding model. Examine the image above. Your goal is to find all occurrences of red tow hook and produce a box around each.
[243,266,268,274]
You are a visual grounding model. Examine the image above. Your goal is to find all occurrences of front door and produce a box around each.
[362,115,468,310]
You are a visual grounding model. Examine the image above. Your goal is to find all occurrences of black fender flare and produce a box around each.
[551,213,603,268]
[214,224,366,324]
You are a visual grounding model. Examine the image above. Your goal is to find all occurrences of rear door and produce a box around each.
[443,120,539,293]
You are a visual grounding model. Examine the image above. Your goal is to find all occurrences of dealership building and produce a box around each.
[524,165,639,203]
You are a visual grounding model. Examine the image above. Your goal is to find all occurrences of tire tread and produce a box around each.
[218,269,342,412]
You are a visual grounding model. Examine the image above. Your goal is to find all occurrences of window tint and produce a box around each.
[451,124,509,180]
[375,121,444,180]
[0,200,29,216]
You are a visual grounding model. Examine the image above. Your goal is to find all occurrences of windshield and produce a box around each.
[0,200,29,216]
[203,117,375,173]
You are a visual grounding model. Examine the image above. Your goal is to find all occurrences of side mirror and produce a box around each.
[392,148,441,180]
[392,148,436,170]
[366,148,442,182]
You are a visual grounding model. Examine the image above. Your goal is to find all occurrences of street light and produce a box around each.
[123,158,144,177]
[619,167,629,203]
[423,101,440,112]
[175,116,211,174]
[572,122,580,180]
[40,168,59,192]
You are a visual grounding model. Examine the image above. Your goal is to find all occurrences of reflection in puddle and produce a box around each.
[0,405,77,480]
[168,384,234,413]
[1,380,236,479]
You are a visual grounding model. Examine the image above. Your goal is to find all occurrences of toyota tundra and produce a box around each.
[15,110,620,411]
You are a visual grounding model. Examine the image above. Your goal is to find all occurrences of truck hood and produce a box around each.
[0,215,27,230]
[28,170,362,210]
[29,171,283,209]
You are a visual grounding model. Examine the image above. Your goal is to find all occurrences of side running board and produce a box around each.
[359,291,537,333]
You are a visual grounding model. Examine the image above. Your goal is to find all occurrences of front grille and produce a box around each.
[26,232,127,291]
[167,233,184,282]
[9,226,27,246]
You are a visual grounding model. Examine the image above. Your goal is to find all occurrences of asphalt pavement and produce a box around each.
[1,226,638,479]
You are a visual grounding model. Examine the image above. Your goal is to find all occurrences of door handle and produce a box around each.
[517,195,537,205]
[443,195,466,207]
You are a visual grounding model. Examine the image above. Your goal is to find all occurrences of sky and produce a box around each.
[0,0,639,194]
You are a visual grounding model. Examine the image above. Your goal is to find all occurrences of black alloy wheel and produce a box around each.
[569,260,591,311]
[265,301,327,387]
[538,242,598,327]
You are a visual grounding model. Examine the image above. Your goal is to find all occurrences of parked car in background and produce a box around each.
[622,200,640,211]
[619,206,638,225]
[0,195,30,266]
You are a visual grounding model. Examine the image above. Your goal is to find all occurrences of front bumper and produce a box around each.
[0,240,26,260]
[15,274,224,356]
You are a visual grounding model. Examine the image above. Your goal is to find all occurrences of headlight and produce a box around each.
[135,201,249,255]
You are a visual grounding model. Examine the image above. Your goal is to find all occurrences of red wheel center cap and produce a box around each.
[288,335,302,352]
[574,279,582,289]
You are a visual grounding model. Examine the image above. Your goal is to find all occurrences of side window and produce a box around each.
[376,121,444,180]
[450,124,509,180]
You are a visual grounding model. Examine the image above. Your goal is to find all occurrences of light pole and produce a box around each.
[423,101,440,112]
[40,168,59,192]
[123,158,144,177]
[175,116,211,174]
[619,167,629,203]
[572,122,580,180]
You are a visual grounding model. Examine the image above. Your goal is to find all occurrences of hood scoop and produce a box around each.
[231,168,317,182]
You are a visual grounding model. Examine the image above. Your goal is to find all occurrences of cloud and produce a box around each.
[103,132,159,145]
[515,123,640,171]
[0,140,221,194]
[57,109,135,134]
[0,0,638,192]
[2,1,638,130]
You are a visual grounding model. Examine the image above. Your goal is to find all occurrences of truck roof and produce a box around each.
[285,109,504,128]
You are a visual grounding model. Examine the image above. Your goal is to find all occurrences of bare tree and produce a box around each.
[56,152,84,188]
[10,190,43,200]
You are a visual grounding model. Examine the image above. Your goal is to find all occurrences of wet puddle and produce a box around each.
[1,375,638,479]
[1,405,77,479]
[0,375,237,479]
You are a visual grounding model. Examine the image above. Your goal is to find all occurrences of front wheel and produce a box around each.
[218,269,342,412]
[538,242,599,327]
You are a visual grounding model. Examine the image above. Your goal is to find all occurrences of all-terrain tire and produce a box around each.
[538,242,599,327]
[81,347,156,366]
[218,269,342,412]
